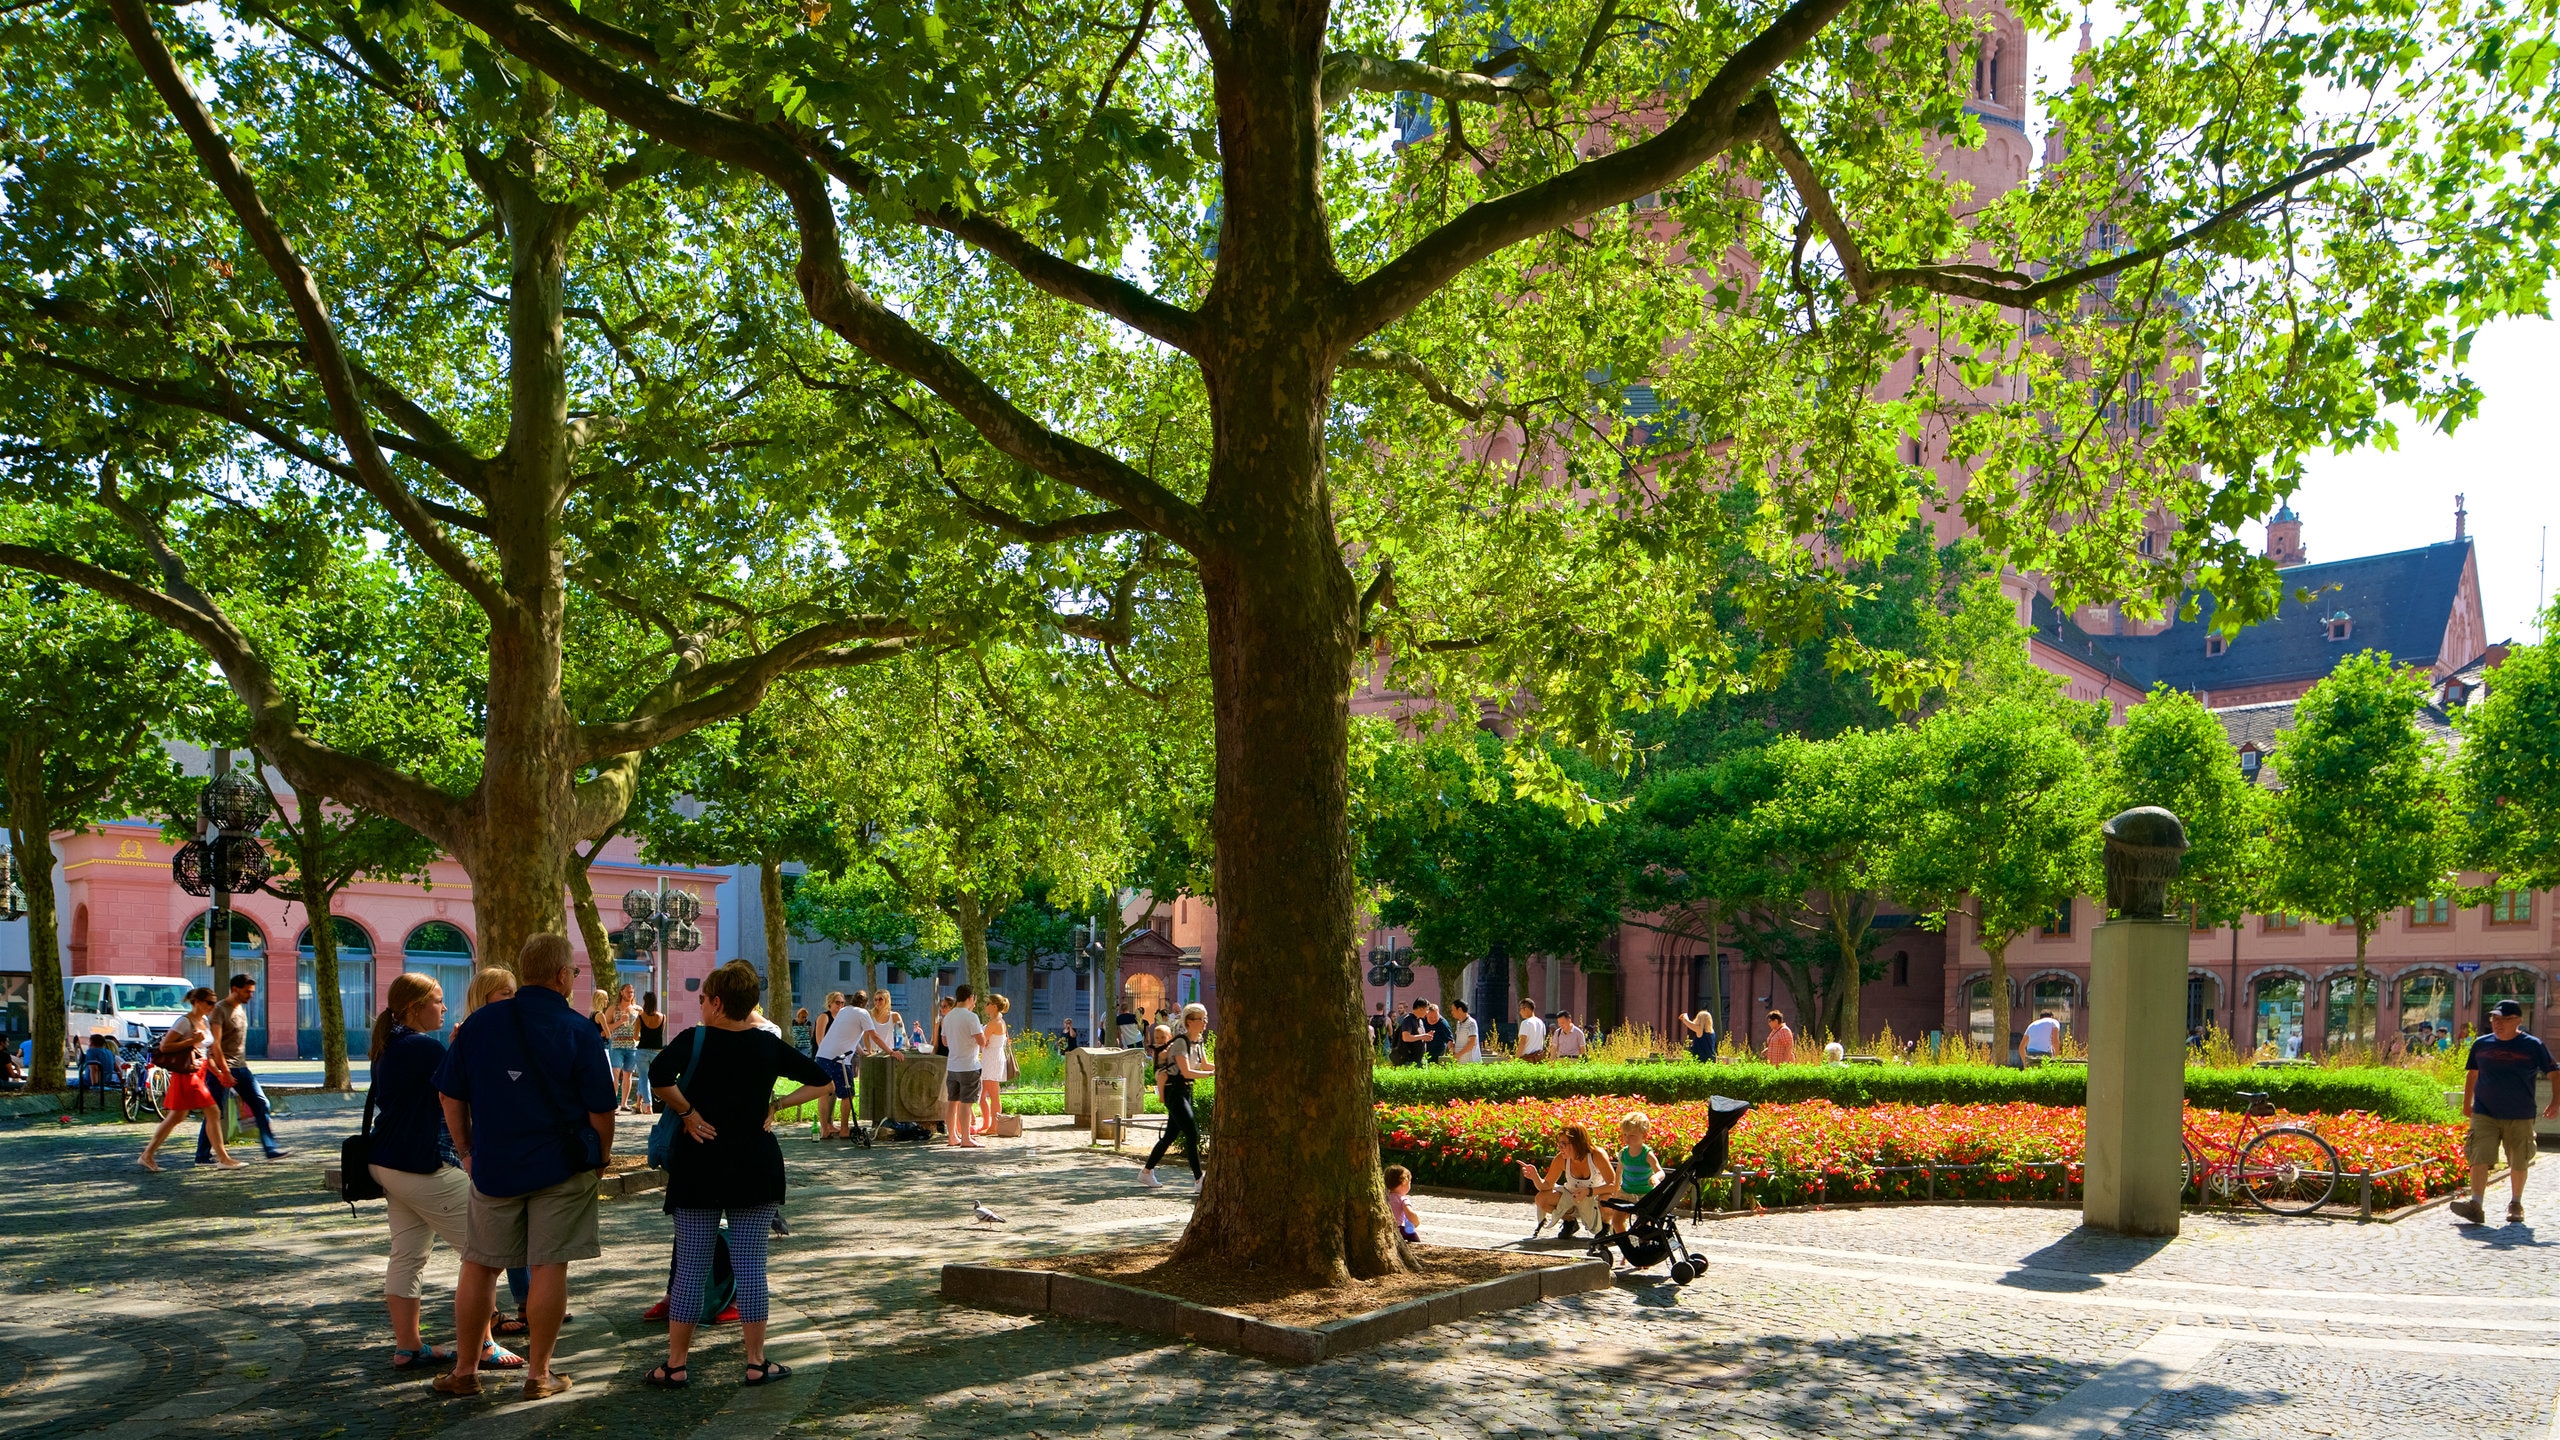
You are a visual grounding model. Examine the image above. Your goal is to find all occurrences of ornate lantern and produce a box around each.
[621,889,657,921]
[664,890,702,923]
[173,836,273,897]
[666,920,702,952]
[200,768,272,836]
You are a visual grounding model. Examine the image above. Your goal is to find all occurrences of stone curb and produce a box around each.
[941,1256,1608,1366]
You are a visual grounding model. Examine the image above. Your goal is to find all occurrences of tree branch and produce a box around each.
[572,616,926,762]
[1091,0,1156,117]
[1177,0,1230,66]
[1322,51,1554,113]
[1759,106,2375,308]
[881,397,1143,541]
[1342,347,1491,422]
[105,0,510,620]
[1341,0,1856,342]
[441,0,1212,552]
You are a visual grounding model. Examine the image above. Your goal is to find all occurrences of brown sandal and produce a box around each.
[428,1371,482,1397]
[520,1372,573,1400]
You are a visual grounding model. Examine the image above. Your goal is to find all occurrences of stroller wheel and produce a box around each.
[1667,1260,1695,1283]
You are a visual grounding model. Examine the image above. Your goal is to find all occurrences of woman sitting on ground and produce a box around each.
[645,961,833,1389]
[1517,1124,1617,1241]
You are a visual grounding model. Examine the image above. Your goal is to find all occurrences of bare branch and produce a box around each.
[1342,0,1856,342]
[1323,51,1553,113]
[1092,0,1156,117]
[1342,348,1491,422]
[573,616,927,762]
[1758,105,2375,308]
[105,0,510,620]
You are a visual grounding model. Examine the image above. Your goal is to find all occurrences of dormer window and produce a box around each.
[2204,633,2227,657]
[2239,747,2262,778]
[2325,613,2353,642]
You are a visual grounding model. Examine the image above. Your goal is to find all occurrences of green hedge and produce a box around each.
[1367,1059,2452,1123]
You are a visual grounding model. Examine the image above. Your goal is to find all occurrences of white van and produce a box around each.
[66,975,198,1056]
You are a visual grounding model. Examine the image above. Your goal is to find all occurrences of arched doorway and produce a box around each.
[297,918,375,1060]
[2395,972,2455,1049]
[402,923,476,1041]
[1122,971,1166,1026]
[183,911,268,1053]
[2253,974,2306,1058]
[2324,973,2380,1050]
[2186,973,2220,1036]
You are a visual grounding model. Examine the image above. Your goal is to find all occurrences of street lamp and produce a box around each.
[1367,938,1414,1021]
[172,756,273,987]
[617,880,702,1007]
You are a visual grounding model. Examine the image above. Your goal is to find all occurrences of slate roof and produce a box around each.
[2213,696,2461,791]
[2100,539,2477,693]
[2028,592,2145,688]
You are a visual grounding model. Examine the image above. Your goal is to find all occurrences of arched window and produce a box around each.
[2482,971,2537,1035]
[1962,975,1997,1046]
[2324,973,2379,1050]
[182,910,268,991]
[2254,975,2306,1058]
[297,918,375,1059]
[402,923,476,1039]
[2396,972,2454,1048]
[2029,975,2078,1028]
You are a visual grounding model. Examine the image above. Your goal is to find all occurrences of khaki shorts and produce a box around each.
[2466,1114,2538,1175]
[464,1170,602,1269]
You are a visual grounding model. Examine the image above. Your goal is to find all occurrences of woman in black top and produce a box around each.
[367,974,512,1372]
[645,962,831,1388]
[635,992,666,1116]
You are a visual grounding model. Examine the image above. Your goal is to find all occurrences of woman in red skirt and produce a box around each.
[140,987,242,1171]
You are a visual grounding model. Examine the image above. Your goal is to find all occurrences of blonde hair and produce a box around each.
[989,994,1010,1015]
[371,973,442,1061]
[466,967,518,1012]
[1620,1111,1650,1135]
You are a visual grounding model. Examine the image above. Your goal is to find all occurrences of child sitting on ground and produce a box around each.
[1384,1164,1419,1243]
[1611,1112,1661,1235]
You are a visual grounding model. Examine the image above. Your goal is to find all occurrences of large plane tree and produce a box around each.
[0,4,1147,967]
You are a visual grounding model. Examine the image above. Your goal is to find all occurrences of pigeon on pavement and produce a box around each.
[972,1202,1004,1225]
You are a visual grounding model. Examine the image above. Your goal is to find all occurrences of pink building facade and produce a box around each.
[51,819,722,1060]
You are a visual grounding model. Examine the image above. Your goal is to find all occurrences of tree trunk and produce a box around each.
[310,880,351,1091]
[1100,890,1126,1022]
[563,849,616,1001]
[1986,928,2015,1067]
[954,890,991,1002]
[761,855,793,1023]
[2350,920,2372,1052]
[6,740,62,1092]
[1171,368,1404,1283]
[1829,900,1863,1046]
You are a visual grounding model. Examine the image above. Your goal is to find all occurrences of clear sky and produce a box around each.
[2280,319,2557,643]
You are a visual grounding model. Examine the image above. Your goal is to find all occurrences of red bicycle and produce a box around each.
[2180,1091,2342,1216]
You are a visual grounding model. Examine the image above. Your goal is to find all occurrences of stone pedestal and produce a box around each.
[2083,919,2188,1236]
[1065,1047,1147,1126]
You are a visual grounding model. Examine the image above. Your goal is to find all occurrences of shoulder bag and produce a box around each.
[646,1025,710,1170]
[508,1003,603,1178]
[157,1024,201,1076]
[338,1081,385,1207]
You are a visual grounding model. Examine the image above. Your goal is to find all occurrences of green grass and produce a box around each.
[1367,1058,2453,1123]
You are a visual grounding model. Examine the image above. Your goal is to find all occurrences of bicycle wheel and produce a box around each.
[146,1069,169,1120]
[2180,1141,2206,1204]
[2239,1126,2341,1216]
[122,1081,142,1123]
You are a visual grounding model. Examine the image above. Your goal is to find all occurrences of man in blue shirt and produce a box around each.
[431,935,616,1399]
[2451,999,2559,1226]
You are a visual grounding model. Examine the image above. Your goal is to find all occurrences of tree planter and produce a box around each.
[941,1252,1608,1365]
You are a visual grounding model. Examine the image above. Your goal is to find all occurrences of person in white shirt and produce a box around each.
[1515,999,1547,1063]
[939,987,987,1149]
[2022,1011,2064,1066]
[1449,999,1483,1064]
[814,990,872,1140]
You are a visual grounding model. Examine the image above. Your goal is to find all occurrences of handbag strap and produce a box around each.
[675,1024,707,1095]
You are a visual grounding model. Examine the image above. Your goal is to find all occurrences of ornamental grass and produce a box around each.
[1377,1095,2466,1210]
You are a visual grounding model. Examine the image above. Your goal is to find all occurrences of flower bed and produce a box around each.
[1377,1095,2467,1210]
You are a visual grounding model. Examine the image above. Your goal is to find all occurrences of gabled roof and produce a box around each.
[2213,696,2462,791]
[2028,592,2145,688]
[2103,539,2477,693]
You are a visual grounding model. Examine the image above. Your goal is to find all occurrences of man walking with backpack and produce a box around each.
[431,935,616,1399]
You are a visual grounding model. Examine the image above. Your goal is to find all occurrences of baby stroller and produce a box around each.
[1589,1095,1751,1284]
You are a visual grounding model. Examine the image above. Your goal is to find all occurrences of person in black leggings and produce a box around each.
[1139,1003,1214,1188]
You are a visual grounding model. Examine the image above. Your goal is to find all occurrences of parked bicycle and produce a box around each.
[118,1041,167,1124]
[2181,1090,2341,1215]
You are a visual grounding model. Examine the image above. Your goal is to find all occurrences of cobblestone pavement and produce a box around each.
[0,1099,2552,1440]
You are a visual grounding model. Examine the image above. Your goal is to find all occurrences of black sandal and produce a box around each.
[742,1360,790,1386]
[644,1363,689,1389]
[492,1315,531,1338]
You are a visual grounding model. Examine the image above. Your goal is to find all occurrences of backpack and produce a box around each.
[338,1084,385,1207]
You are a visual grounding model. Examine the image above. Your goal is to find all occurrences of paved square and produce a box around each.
[0,1099,2551,1440]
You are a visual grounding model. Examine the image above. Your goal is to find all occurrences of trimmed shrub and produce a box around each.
[1368,1059,2451,1123]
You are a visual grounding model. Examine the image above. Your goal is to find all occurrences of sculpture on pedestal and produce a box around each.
[2101,807,2188,919]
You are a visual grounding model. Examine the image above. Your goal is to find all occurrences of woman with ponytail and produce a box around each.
[369,972,516,1374]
